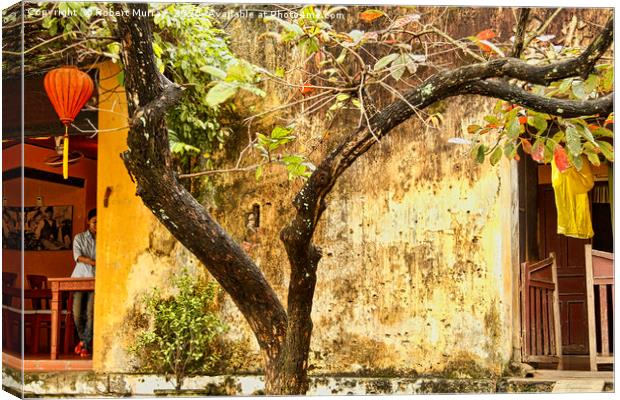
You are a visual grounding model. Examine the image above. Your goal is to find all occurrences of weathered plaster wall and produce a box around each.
[211,95,516,377]
[310,100,515,375]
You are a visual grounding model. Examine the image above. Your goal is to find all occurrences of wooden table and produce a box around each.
[48,278,95,360]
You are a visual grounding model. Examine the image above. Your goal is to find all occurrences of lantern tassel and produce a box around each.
[63,126,69,179]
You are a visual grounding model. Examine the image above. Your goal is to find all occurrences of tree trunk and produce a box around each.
[266,239,321,394]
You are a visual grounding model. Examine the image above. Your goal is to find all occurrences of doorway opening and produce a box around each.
[2,71,99,371]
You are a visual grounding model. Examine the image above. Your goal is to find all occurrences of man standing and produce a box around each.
[71,208,96,357]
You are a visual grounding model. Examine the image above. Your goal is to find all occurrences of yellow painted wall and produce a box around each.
[310,100,516,374]
[93,61,208,371]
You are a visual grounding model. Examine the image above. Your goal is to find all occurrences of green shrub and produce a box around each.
[129,270,227,390]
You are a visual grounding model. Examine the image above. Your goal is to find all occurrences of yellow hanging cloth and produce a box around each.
[551,156,594,239]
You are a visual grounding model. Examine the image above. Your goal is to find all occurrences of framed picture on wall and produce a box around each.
[1,207,21,250]
[2,205,73,250]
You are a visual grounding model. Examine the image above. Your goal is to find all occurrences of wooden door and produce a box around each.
[538,185,590,354]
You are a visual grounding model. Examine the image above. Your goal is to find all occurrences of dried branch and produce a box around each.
[523,8,563,50]
[178,164,261,179]
[511,8,531,58]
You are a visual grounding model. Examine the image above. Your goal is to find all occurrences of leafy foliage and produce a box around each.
[151,4,238,170]
[260,7,613,173]
[466,38,613,171]
[129,270,227,391]
[254,126,316,180]
[262,6,430,121]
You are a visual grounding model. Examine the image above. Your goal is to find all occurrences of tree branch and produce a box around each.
[130,81,185,129]
[464,80,613,118]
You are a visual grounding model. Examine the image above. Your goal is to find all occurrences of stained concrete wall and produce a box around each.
[211,95,517,377]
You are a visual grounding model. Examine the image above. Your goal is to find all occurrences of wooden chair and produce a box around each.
[521,254,563,369]
[585,245,614,371]
[2,272,18,351]
[27,275,49,308]
[25,275,52,354]
[2,272,17,306]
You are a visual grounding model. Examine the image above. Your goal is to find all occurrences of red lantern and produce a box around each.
[44,66,94,179]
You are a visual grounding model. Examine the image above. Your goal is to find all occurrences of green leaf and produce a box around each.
[271,126,294,139]
[571,81,586,99]
[374,53,399,71]
[506,116,521,139]
[336,93,350,102]
[116,71,125,87]
[281,154,305,165]
[558,78,573,94]
[275,67,285,78]
[503,141,516,159]
[575,123,597,145]
[583,74,598,95]
[484,115,499,125]
[255,165,263,180]
[335,49,347,64]
[489,146,503,166]
[329,101,344,111]
[596,140,614,162]
[527,115,547,133]
[568,152,583,170]
[583,145,601,167]
[591,126,614,138]
[205,82,237,107]
[390,62,406,81]
[152,41,164,58]
[300,5,316,19]
[475,144,487,164]
[601,67,613,92]
[225,60,255,82]
[565,126,582,156]
[107,42,121,56]
[300,37,320,54]
[200,65,227,80]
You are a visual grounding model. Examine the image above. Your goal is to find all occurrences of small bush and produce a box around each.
[129,270,227,390]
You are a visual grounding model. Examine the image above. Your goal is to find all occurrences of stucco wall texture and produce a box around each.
[212,95,516,377]
[92,59,517,376]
